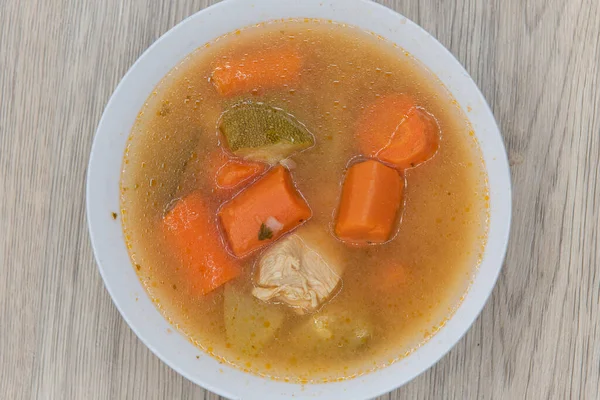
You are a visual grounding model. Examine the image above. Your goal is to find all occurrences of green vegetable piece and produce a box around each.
[258,223,273,241]
[219,103,314,164]
[223,283,285,357]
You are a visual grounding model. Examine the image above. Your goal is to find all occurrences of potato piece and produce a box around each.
[219,103,314,164]
[290,304,373,353]
[223,283,285,357]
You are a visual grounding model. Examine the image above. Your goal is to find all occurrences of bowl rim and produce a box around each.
[86,0,512,399]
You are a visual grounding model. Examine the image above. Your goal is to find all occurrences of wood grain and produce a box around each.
[1,0,599,398]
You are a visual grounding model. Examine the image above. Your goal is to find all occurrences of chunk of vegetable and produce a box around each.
[290,304,373,352]
[356,94,440,169]
[356,94,415,156]
[207,150,231,184]
[252,225,344,314]
[219,165,312,257]
[370,262,409,293]
[215,160,267,189]
[211,47,303,97]
[335,160,403,245]
[377,107,440,169]
[219,102,314,164]
[223,283,285,357]
[163,193,241,295]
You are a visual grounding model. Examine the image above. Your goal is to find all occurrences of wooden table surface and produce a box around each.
[2,0,599,399]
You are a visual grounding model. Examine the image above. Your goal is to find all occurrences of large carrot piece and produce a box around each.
[335,160,403,245]
[377,108,440,169]
[356,94,440,169]
[211,47,303,97]
[356,94,415,156]
[163,193,241,295]
[218,165,312,257]
[370,262,409,293]
[215,160,266,189]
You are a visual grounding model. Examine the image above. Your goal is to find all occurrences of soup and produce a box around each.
[120,20,488,383]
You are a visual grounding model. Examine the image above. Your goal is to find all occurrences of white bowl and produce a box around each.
[86,0,511,398]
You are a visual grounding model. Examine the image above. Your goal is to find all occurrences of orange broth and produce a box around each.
[120,20,488,382]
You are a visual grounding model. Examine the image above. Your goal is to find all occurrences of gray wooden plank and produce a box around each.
[1,0,598,399]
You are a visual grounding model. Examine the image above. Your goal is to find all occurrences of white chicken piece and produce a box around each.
[252,226,343,314]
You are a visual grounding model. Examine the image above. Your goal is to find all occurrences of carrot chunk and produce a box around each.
[370,262,409,293]
[377,108,440,169]
[163,193,241,295]
[218,165,312,257]
[335,160,403,245]
[216,160,266,189]
[356,94,440,169]
[211,48,303,97]
[356,94,415,156]
[205,150,267,191]
[206,150,231,184]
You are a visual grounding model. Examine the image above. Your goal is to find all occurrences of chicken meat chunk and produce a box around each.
[252,226,343,313]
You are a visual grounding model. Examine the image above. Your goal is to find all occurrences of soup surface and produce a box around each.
[120,20,488,382]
